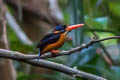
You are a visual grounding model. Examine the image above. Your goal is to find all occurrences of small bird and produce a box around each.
[36,24,84,59]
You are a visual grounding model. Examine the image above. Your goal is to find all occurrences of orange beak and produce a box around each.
[66,24,84,31]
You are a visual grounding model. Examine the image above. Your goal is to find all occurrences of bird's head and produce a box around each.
[53,25,67,33]
[53,24,84,34]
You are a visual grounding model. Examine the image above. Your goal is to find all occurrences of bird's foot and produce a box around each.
[51,50,60,57]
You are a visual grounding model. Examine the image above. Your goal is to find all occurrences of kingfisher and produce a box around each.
[36,24,84,59]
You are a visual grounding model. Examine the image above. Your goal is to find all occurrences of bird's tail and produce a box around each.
[37,48,41,61]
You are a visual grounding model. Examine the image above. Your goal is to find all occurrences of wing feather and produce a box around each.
[36,33,60,50]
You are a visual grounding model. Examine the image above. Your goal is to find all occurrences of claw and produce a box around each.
[51,50,60,57]
[37,48,41,61]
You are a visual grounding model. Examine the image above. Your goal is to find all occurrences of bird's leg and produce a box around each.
[51,50,60,57]
[37,48,41,61]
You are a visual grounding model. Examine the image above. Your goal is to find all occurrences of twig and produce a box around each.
[0,49,105,80]
[86,27,116,65]
[0,36,120,60]
[0,36,119,79]
[0,2,8,49]
[85,1,118,65]
[98,43,115,65]
[39,36,120,59]
[85,28,120,35]
[0,36,119,80]
[2,36,119,60]
[0,36,119,60]
[2,5,9,49]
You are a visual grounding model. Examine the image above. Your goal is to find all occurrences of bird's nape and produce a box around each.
[53,25,67,32]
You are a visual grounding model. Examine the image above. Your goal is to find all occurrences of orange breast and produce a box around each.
[42,34,66,53]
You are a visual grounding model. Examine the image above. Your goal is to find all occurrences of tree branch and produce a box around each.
[86,26,117,65]
[85,28,120,35]
[0,49,105,80]
[0,36,119,80]
[0,36,119,60]
[4,36,119,60]
[40,36,120,59]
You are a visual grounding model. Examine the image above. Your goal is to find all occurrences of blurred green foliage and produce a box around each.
[59,0,120,80]
[17,72,59,80]
[7,26,34,53]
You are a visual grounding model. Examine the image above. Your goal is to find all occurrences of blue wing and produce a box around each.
[36,33,60,50]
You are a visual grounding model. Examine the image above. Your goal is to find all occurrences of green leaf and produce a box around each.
[109,2,120,17]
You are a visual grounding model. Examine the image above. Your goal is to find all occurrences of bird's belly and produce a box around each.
[42,34,65,53]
